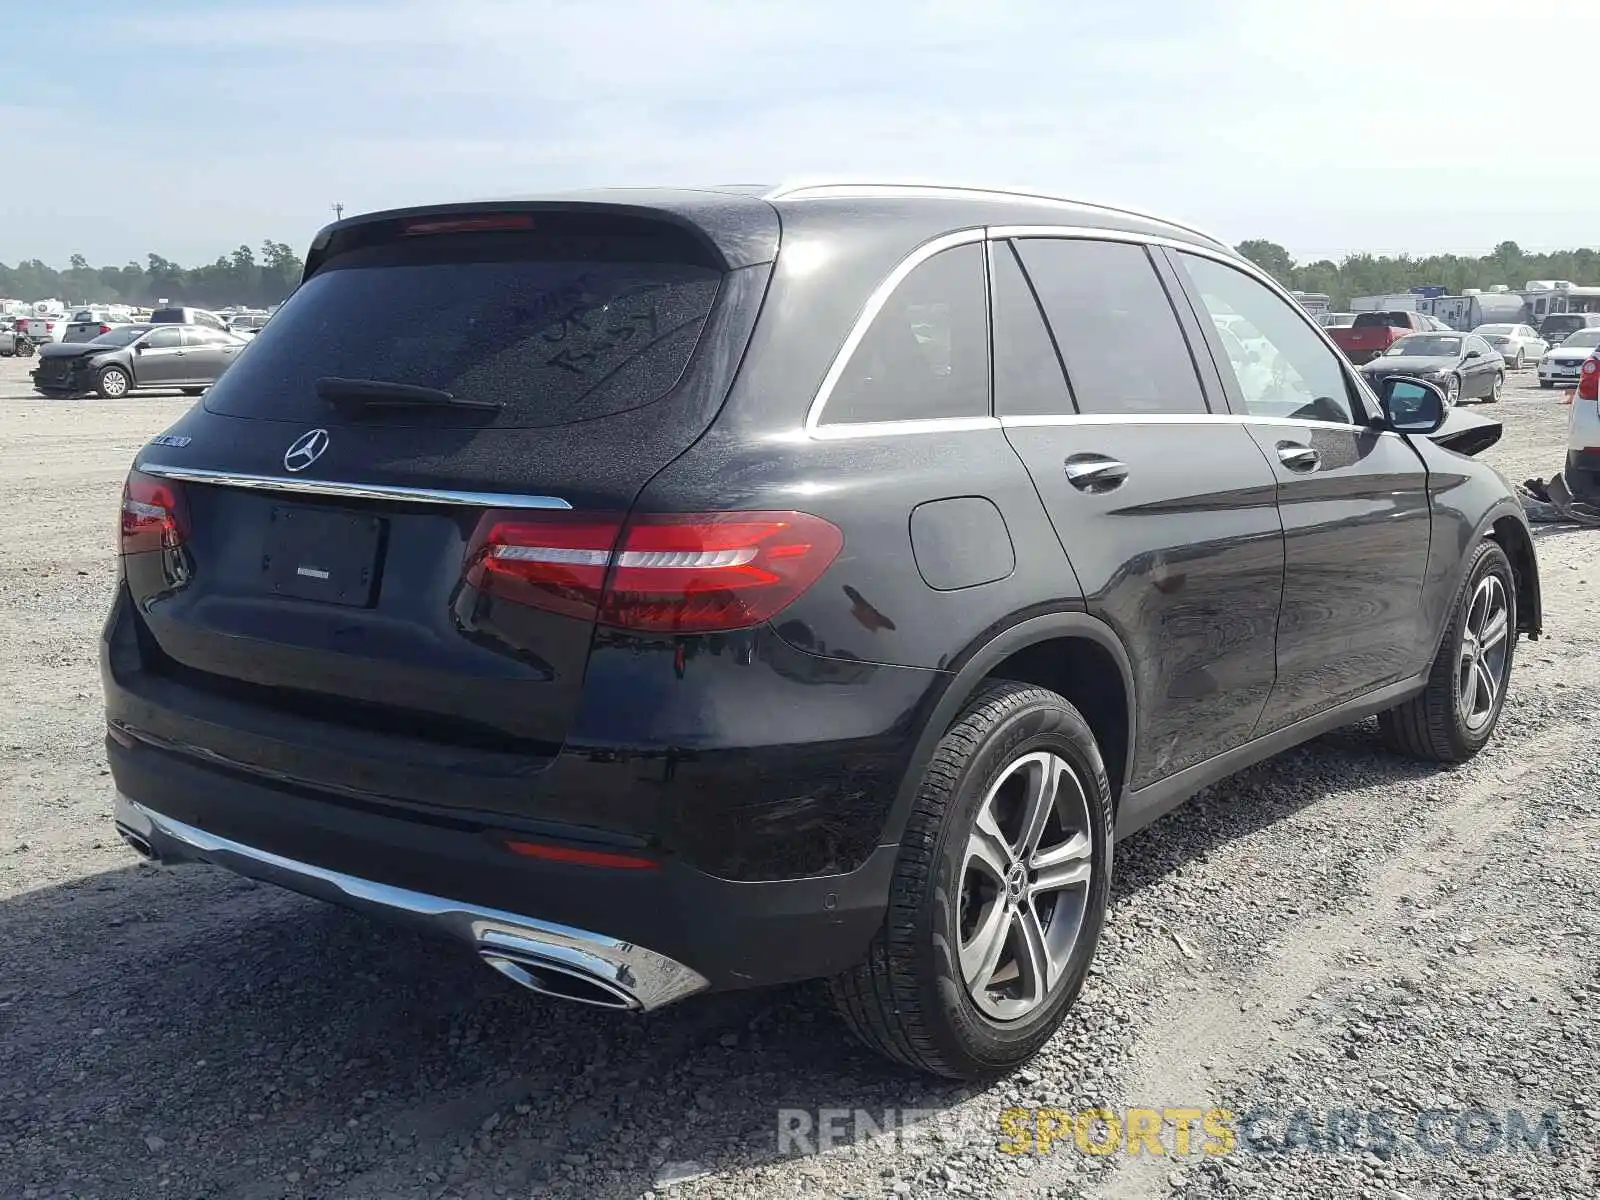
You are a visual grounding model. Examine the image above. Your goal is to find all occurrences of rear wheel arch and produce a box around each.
[1488,513,1540,637]
[887,613,1137,841]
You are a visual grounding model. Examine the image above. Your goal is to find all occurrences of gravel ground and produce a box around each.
[1,357,1596,1200]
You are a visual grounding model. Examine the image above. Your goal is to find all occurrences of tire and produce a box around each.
[829,681,1114,1080]
[1445,374,1461,406]
[1487,372,1503,403]
[1512,349,1525,370]
[181,387,205,396]
[1379,540,1516,763]
[96,366,131,399]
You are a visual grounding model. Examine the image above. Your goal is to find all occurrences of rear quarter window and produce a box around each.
[203,228,724,429]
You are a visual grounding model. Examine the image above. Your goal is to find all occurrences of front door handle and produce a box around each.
[1276,442,1320,472]
[1065,455,1130,492]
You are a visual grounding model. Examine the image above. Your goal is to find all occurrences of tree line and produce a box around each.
[0,242,305,310]
[1236,239,1600,308]
[7,235,1597,313]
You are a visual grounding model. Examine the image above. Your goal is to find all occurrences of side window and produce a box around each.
[180,328,209,347]
[1015,238,1208,416]
[1469,336,1493,357]
[1176,252,1358,425]
[990,241,1074,418]
[144,327,181,349]
[823,243,989,425]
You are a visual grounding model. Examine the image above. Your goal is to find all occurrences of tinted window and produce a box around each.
[148,308,185,324]
[144,327,181,348]
[991,241,1073,418]
[1353,312,1412,328]
[204,229,724,429]
[90,327,145,348]
[1016,238,1207,416]
[1387,335,1462,357]
[826,243,989,424]
[1178,252,1357,425]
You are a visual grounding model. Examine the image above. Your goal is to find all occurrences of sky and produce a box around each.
[3,0,1596,269]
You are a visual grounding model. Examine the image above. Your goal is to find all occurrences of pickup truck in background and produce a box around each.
[1328,310,1433,364]
[20,314,70,345]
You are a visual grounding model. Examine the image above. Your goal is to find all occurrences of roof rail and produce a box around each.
[763,180,1225,248]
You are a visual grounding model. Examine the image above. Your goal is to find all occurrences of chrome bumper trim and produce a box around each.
[114,794,709,1010]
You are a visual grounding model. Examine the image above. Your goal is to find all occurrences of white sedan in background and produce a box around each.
[1539,328,1600,388]
[1472,323,1546,370]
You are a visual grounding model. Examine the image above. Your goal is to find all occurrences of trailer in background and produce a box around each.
[1427,290,1529,332]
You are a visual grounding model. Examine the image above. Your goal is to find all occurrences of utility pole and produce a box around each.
[332,202,345,221]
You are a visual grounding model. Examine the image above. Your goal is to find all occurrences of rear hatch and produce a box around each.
[114,203,775,817]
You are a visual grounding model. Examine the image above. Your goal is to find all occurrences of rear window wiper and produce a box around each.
[315,377,502,411]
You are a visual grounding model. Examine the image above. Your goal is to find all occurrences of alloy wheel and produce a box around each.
[958,750,1094,1022]
[102,370,128,397]
[1446,375,1460,406]
[1458,575,1510,732]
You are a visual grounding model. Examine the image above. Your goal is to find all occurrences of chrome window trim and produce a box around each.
[807,222,1384,439]
[803,227,988,435]
[1000,412,1399,436]
[135,463,573,510]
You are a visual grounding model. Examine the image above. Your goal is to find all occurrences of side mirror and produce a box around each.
[1379,377,1446,434]
[1465,348,1482,359]
[134,343,145,353]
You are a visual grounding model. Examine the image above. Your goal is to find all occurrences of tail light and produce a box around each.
[120,470,188,553]
[463,510,843,633]
[1580,357,1600,402]
[98,324,111,335]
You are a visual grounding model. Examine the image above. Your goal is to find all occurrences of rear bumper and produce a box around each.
[107,734,898,994]
[1566,448,1600,502]
[115,793,709,1009]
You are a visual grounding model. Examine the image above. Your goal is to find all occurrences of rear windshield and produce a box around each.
[1353,311,1411,328]
[148,309,187,323]
[203,226,724,429]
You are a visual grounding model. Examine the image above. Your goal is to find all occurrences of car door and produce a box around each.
[179,327,230,383]
[1166,248,1434,733]
[996,235,1285,791]
[132,326,185,384]
[1463,335,1496,397]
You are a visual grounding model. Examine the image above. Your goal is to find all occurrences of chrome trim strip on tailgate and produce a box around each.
[135,463,573,510]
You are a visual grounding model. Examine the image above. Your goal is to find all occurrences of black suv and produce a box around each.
[105,184,1542,1080]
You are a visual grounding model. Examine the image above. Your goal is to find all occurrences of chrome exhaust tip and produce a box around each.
[115,822,157,862]
[481,950,639,1010]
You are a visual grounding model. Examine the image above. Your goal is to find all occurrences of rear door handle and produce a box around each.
[1276,442,1320,472]
[1065,455,1130,492]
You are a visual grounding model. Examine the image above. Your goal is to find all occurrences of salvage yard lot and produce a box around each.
[1,356,1596,1200]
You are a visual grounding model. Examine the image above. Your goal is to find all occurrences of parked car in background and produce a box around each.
[226,312,269,338]
[1360,331,1504,405]
[1317,311,1357,329]
[21,313,69,344]
[1472,324,1546,370]
[148,306,229,332]
[31,323,246,398]
[104,184,1542,1081]
[0,320,24,356]
[1536,312,1600,346]
[1537,327,1600,388]
[64,308,135,343]
[1329,310,1433,363]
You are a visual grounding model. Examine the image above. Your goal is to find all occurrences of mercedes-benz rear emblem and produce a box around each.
[283,428,330,473]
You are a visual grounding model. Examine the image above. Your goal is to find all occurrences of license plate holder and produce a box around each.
[262,506,384,607]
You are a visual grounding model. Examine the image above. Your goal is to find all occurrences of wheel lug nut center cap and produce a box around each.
[1006,866,1026,900]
